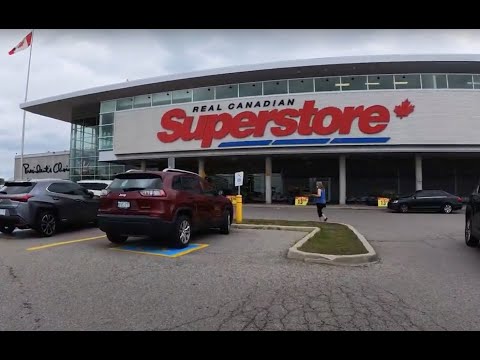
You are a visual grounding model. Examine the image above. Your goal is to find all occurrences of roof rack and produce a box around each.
[162,168,199,176]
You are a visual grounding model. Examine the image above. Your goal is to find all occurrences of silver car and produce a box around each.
[0,179,99,237]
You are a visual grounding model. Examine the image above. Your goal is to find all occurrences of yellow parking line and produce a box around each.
[26,235,106,251]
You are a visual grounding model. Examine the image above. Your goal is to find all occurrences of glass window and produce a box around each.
[99,137,113,150]
[421,74,447,89]
[193,87,215,101]
[288,78,314,93]
[99,125,113,137]
[340,76,367,91]
[116,98,133,111]
[100,113,114,126]
[239,82,262,97]
[315,77,340,92]
[263,80,288,95]
[367,75,394,90]
[152,92,171,106]
[133,95,151,108]
[215,84,238,99]
[448,74,473,89]
[172,90,192,104]
[473,75,480,89]
[394,74,421,89]
[100,100,116,114]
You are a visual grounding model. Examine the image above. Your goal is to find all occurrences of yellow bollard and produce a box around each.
[235,194,243,224]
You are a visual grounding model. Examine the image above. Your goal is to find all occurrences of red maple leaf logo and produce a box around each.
[394,99,415,119]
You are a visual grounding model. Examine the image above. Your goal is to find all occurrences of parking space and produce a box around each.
[2,206,480,330]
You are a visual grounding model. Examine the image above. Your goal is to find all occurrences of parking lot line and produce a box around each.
[26,235,106,251]
[110,243,209,258]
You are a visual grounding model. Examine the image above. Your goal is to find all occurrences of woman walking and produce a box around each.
[314,181,328,222]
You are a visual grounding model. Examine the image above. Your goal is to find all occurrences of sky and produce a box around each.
[1,28,480,179]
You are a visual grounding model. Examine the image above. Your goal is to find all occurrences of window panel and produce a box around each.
[193,87,215,101]
[133,95,152,108]
[239,82,262,97]
[315,77,340,92]
[263,80,288,95]
[100,113,114,126]
[367,75,394,90]
[288,79,314,93]
[394,74,421,89]
[116,98,133,111]
[100,100,116,114]
[215,84,238,99]
[340,76,367,91]
[172,90,192,104]
[421,74,448,89]
[152,92,172,106]
[448,74,473,89]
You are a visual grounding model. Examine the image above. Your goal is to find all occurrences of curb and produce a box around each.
[232,222,378,266]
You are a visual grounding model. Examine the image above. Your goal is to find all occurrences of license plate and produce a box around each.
[117,201,130,209]
[0,209,6,216]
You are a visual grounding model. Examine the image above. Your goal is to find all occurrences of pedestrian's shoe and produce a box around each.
[324,217,328,222]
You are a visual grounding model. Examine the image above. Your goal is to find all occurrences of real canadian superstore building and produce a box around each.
[21,54,480,204]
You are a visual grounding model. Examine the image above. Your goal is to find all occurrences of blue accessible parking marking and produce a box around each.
[110,243,209,258]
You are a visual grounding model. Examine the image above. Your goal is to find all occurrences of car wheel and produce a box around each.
[0,225,15,234]
[36,211,57,237]
[172,215,191,249]
[400,204,409,213]
[219,210,231,235]
[442,203,453,214]
[465,217,479,247]
[106,232,128,244]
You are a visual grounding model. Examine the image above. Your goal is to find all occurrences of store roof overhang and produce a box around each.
[20,54,480,123]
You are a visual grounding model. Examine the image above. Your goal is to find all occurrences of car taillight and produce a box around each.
[12,194,33,202]
[139,189,166,197]
[457,197,463,202]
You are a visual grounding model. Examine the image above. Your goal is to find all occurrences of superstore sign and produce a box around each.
[156,98,415,148]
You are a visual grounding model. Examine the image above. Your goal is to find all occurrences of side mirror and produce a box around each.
[88,191,95,198]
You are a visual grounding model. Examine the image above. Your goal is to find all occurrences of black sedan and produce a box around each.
[387,189,463,214]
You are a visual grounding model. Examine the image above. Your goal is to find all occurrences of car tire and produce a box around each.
[172,215,191,249]
[219,210,231,235]
[465,217,479,247]
[35,211,57,237]
[442,203,453,214]
[106,232,128,244]
[0,225,15,234]
[400,204,409,213]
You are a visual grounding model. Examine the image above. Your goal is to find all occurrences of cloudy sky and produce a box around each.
[1,29,480,179]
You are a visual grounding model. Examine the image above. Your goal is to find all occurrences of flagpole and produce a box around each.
[20,29,34,181]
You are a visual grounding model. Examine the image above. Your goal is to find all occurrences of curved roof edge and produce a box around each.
[20,54,480,122]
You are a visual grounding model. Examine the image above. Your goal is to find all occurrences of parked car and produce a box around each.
[97,168,234,248]
[0,179,99,236]
[387,189,463,214]
[465,183,480,247]
[78,180,112,197]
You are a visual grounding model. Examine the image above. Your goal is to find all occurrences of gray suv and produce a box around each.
[0,179,99,237]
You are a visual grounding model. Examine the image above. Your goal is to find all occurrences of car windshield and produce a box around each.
[109,175,163,192]
[0,182,36,194]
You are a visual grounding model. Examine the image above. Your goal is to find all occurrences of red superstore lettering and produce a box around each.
[156,100,390,148]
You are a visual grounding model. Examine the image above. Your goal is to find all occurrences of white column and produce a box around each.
[339,155,346,205]
[140,160,146,171]
[198,158,205,178]
[168,157,175,169]
[265,156,272,204]
[415,155,423,191]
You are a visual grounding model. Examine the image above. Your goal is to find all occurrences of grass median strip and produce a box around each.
[242,219,367,255]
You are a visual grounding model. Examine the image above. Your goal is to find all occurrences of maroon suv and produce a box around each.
[97,169,233,248]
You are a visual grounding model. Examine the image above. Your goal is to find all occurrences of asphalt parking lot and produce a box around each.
[1,205,479,331]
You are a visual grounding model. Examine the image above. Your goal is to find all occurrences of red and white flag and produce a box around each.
[8,31,33,55]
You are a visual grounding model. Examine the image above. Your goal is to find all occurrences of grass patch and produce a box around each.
[242,219,368,255]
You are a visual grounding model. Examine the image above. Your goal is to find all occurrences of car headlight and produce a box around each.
[392,200,398,204]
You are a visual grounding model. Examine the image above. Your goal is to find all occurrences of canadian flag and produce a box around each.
[8,31,33,55]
